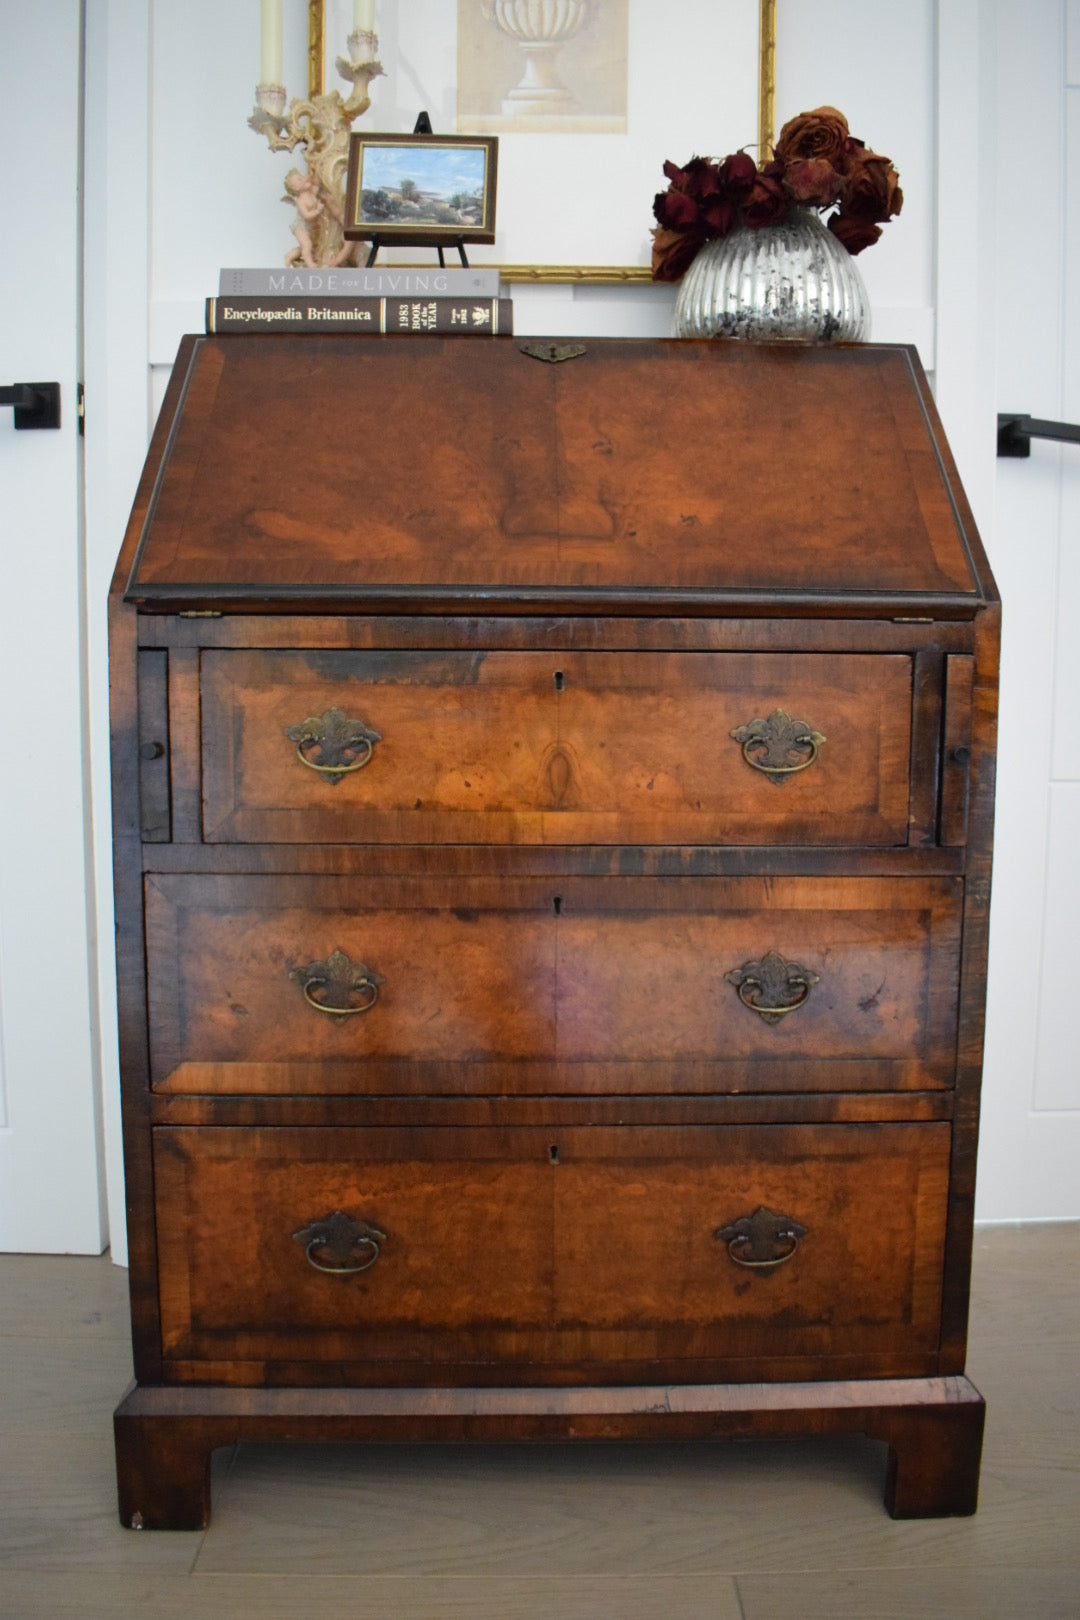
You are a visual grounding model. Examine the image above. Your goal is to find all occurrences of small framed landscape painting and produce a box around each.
[344,134,499,246]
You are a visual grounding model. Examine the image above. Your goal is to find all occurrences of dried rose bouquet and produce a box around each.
[651,106,902,282]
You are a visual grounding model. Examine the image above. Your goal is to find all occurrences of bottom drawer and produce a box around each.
[153,1122,951,1383]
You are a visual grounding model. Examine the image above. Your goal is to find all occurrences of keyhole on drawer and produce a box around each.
[549,1144,560,1165]
[554,670,565,691]
[552,895,562,915]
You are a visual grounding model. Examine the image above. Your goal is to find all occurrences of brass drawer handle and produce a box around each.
[284,706,381,783]
[293,1211,387,1275]
[725,951,819,1022]
[715,1207,808,1269]
[730,708,825,779]
[291,949,380,1016]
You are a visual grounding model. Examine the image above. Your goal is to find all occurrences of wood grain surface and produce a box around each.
[151,1121,949,1379]
[199,648,914,846]
[143,873,961,1094]
[123,339,986,611]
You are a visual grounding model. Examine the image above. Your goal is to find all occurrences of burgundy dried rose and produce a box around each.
[840,150,903,223]
[652,186,703,232]
[717,150,758,201]
[700,194,737,235]
[828,213,882,255]
[774,105,850,167]
[662,155,722,199]
[781,157,844,209]
[742,173,788,228]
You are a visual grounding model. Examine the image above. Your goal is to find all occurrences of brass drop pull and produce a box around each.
[715,1207,808,1270]
[294,1211,387,1275]
[730,708,825,780]
[284,706,381,784]
[725,951,819,1022]
[291,949,380,1016]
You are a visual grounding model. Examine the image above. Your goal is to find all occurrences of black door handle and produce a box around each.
[0,382,61,430]
[998,413,1080,457]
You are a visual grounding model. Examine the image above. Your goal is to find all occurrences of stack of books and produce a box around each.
[206,266,511,337]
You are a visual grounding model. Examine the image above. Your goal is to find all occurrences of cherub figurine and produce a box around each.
[283,168,354,268]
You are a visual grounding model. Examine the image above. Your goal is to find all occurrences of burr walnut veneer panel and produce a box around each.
[123,340,983,607]
[145,873,961,1095]
[200,649,913,846]
[153,1123,950,1379]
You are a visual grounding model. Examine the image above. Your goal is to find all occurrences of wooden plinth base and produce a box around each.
[114,1375,985,1530]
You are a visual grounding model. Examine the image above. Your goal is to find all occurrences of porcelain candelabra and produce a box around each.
[249,28,383,269]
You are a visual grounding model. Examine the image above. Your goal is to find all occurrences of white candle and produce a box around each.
[353,0,376,34]
[261,0,283,85]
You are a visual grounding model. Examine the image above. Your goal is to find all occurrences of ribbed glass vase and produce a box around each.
[673,208,870,343]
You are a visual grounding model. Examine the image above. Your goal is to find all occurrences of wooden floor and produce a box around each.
[0,1224,1077,1619]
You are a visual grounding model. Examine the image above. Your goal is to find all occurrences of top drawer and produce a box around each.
[200,649,913,847]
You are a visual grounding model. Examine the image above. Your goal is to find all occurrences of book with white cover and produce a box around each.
[219,266,501,298]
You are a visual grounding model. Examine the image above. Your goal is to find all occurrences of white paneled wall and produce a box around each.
[972,0,1080,1217]
[1036,791,1080,1111]
[0,0,105,1251]
[1033,9,1080,1119]
[1050,18,1080,783]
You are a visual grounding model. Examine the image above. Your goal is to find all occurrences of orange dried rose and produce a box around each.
[774,106,850,167]
[651,227,707,283]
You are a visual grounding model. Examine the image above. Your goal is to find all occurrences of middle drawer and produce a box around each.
[146,873,961,1096]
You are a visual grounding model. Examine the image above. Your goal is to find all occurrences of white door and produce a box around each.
[0,0,106,1251]
[975,0,1080,1218]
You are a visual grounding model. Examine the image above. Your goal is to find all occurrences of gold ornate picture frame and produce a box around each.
[306,0,777,284]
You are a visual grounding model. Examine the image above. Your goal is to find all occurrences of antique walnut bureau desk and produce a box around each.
[109,335,998,1528]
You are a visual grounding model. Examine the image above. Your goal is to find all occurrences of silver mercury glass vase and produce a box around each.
[673,207,870,342]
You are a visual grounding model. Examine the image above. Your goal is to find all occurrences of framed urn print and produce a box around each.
[314,0,772,275]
